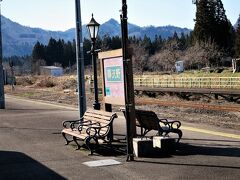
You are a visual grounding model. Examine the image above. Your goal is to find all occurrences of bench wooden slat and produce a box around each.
[84,112,113,120]
[62,128,87,139]
[83,116,110,125]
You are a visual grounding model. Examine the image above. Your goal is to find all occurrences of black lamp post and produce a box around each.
[87,14,100,110]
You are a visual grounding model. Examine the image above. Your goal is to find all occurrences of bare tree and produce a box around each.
[182,40,222,70]
[148,39,183,72]
[131,44,149,74]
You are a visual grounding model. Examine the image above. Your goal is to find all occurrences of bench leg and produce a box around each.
[73,136,81,150]
[176,129,183,143]
[167,129,183,143]
[62,132,73,145]
[85,137,99,155]
[107,125,113,142]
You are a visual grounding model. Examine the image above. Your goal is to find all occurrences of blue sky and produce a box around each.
[1,0,240,31]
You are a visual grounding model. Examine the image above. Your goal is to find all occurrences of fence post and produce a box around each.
[230,77,232,89]
[210,77,212,88]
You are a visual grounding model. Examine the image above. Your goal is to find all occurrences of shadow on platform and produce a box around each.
[0,151,66,180]
[176,141,240,157]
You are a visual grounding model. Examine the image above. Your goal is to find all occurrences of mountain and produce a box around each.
[2,16,73,57]
[98,19,191,40]
[1,16,191,57]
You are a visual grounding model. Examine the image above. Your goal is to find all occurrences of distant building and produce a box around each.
[40,66,63,76]
[175,61,184,73]
[232,58,240,73]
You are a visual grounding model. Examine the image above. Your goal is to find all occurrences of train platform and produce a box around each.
[0,96,239,180]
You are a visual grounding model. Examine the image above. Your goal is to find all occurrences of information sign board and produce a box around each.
[99,49,125,106]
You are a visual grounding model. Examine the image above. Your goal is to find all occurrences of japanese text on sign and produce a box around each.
[106,66,122,82]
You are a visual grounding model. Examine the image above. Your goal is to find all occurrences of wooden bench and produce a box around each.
[121,108,182,142]
[61,109,118,154]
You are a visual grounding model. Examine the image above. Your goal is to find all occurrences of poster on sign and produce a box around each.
[104,57,124,96]
[99,49,125,106]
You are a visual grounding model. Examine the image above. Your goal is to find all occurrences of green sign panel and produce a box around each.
[106,66,122,82]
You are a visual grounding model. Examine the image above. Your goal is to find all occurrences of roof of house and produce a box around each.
[40,66,63,70]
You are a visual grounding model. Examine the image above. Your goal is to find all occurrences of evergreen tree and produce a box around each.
[45,38,58,66]
[101,35,112,51]
[32,41,45,60]
[193,0,234,52]
[56,39,65,66]
[193,0,211,42]
[83,38,92,66]
[235,14,240,29]
[63,41,76,68]
[31,41,46,74]
[111,36,122,50]
[152,35,163,53]
[179,32,187,50]
[172,32,179,41]
[235,25,240,57]
[141,35,153,55]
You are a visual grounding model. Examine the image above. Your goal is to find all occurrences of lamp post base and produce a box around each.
[93,102,100,110]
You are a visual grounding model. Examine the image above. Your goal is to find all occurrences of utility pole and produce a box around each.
[121,0,136,161]
[75,0,86,118]
[0,0,5,109]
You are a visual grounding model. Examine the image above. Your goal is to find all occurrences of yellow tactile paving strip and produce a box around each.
[182,126,240,139]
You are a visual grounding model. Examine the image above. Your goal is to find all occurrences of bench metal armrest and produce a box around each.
[159,118,181,129]
[77,122,100,131]
[86,123,110,137]
[62,120,80,128]
[86,126,98,137]
[63,117,92,129]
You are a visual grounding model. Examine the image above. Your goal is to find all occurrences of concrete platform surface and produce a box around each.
[0,96,239,180]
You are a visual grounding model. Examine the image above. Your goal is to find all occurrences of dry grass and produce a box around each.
[8,75,240,131]
[16,75,78,90]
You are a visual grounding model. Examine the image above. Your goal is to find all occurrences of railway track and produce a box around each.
[135,98,240,112]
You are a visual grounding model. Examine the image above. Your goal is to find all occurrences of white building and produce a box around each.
[232,58,240,73]
[40,66,63,76]
[175,61,184,73]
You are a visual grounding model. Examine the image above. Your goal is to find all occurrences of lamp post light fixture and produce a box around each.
[87,14,100,110]
[0,0,5,109]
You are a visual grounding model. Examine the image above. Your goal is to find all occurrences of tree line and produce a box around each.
[6,0,240,74]
[30,36,122,74]
[131,0,240,73]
